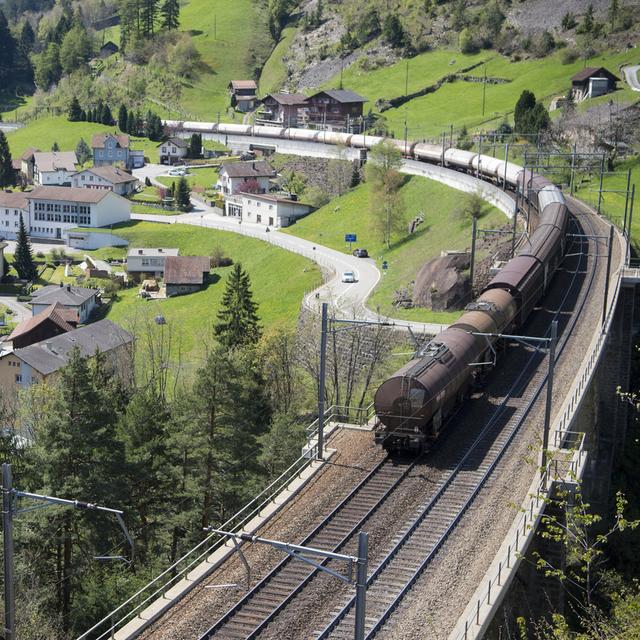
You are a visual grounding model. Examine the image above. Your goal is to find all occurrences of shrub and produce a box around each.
[211,246,233,268]
[561,48,579,65]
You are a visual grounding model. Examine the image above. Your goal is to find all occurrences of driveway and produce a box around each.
[623,65,640,92]
[0,296,30,324]
[132,195,446,335]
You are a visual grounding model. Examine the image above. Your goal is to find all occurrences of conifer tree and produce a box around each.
[188,132,202,158]
[14,213,37,280]
[0,130,13,187]
[175,176,191,211]
[126,109,137,134]
[101,103,113,125]
[215,263,261,348]
[51,141,60,151]
[67,96,82,121]
[118,104,128,132]
[75,137,91,164]
[160,0,180,30]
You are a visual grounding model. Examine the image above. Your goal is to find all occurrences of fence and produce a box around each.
[448,226,625,640]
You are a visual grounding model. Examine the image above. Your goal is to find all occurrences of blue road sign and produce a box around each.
[345,233,357,243]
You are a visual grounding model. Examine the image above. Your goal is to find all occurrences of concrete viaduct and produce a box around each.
[80,130,638,640]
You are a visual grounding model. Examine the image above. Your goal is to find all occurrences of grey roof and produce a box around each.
[312,89,367,103]
[0,191,29,210]
[33,151,78,173]
[77,166,138,184]
[220,160,276,179]
[159,137,189,149]
[31,285,99,308]
[27,186,113,203]
[15,319,133,375]
[127,247,180,258]
[262,93,308,106]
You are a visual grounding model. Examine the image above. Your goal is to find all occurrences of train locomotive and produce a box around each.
[162,120,569,453]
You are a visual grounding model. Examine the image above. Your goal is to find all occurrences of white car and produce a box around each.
[341,271,357,283]
[168,168,187,176]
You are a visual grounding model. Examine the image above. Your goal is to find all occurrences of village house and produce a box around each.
[92,132,144,169]
[256,93,308,127]
[126,247,180,278]
[571,67,620,102]
[0,319,134,395]
[31,284,100,324]
[19,148,39,183]
[0,191,28,239]
[158,137,189,165]
[26,186,131,241]
[33,151,78,186]
[299,90,367,131]
[99,40,119,58]
[7,303,76,349]
[71,165,139,196]
[224,192,312,227]
[228,80,258,112]
[164,256,211,296]
[217,160,277,195]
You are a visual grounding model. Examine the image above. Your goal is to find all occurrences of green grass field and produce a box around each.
[156,167,220,191]
[177,0,271,119]
[102,221,320,360]
[4,116,161,162]
[322,48,639,139]
[259,25,299,96]
[575,156,640,246]
[283,175,507,322]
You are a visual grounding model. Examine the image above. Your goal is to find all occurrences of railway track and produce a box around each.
[198,456,416,639]
[310,206,599,639]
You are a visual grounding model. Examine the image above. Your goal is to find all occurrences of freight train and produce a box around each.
[164,120,568,452]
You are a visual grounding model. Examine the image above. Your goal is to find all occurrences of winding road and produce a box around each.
[623,64,640,91]
[133,159,517,335]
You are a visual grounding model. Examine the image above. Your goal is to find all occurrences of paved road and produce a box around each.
[0,296,31,324]
[133,164,448,335]
[623,65,640,92]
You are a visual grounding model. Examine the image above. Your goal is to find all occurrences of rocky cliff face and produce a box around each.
[412,253,471,312]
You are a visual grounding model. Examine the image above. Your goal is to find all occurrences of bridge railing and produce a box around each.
[77,445,322,639]
[448,235,625,640]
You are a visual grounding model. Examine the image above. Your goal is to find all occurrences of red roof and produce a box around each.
[91,132,130,149]
[164,256,210,285]
[9,303,75,342]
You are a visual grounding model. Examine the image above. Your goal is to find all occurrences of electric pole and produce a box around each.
[1,463,133,640]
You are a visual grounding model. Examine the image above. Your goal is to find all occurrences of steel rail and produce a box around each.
[198,456,417,639]
[315,205,598,639]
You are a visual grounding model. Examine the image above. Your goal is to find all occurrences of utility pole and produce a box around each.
[622,169,632,235]
[317,302,329,460]
[503,142,509,190]
[1,463,133,640]
[354,532,368,640]
[470,215,478,289]
[511,204,518,259]
[541,321,558,485]
[3,464,15,640]
[214,14,217,40]
[602,225,614,329]
[597,154,605,214]
[481,64,487,117]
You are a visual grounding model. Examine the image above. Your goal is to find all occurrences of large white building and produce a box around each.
[27,186,131,241]
[33,151,78,186]
[224,192,312,228]
[0,192,29,239]
[71,166,139,196]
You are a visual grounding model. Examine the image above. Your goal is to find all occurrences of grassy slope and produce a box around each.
[178,0,270,119]
[259,25,299,96]
[283,175,507,322]
[5,116,161,162]
[575,156,640,245]
[322,48,639,138]
[156,167,220,190]
[102,221,320,360]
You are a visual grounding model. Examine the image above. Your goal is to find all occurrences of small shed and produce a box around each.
[164,256,211,296]
[571,67,620,101]
[99,41,119,58]
[228,80,258,112]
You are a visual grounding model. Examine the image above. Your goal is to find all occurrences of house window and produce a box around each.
[82,175,86,180]
[257,214,261,223]
[15,374,21,383]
